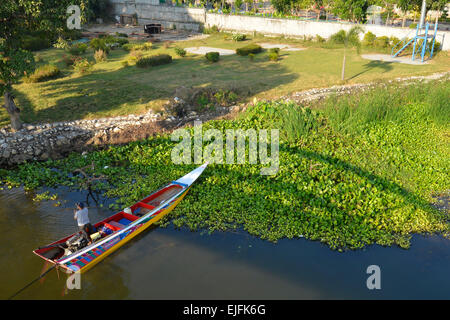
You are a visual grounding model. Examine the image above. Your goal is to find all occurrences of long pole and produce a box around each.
[8,265,57,300]
[419,0,426,29]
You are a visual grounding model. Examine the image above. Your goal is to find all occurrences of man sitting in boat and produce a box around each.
[74,202,93,245]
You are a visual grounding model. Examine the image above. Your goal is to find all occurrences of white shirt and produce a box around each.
[75,208,90,226]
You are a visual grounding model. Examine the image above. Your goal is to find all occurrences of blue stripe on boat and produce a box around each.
[172,181,188,188]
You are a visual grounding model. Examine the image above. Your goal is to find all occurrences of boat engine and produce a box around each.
[65,233,88,253]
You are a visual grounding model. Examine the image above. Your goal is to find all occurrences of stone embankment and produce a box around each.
[1,71,448,166]
[0,112,161,165]
[282,72,449,104]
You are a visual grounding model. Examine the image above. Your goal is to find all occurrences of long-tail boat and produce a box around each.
[33,163,208,274]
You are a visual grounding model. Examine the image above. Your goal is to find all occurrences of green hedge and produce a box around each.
[362,31,376,46]
[205,52,220,62]
[374,36,390,48]
[122,42,152,52]
[236,44,262,56]
[21,35,52,51]
[24,65,61,83]
[89,38,110,53]
[68,43,88,56]
[136,54,173,68]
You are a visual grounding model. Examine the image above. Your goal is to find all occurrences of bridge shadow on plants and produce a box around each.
[187,143,447,250]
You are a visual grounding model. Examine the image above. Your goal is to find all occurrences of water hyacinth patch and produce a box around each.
[1,80,449,251]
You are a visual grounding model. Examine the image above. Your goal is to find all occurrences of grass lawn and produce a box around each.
[2,33,449,127]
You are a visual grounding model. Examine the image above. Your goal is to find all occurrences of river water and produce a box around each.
[1,187,450,300]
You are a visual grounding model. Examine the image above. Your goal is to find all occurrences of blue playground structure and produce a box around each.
[391,0,442,63]
[391,21,439,63]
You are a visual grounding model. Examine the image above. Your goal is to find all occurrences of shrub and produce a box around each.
[268,47,280,54]
[205,52,220,62]
[136,54,173,68]
[122,42,152,51]
[103,35,129,48]
[53,37,70,50]
[115,32,128,38]
[329,30,347,44]
[89,38,109,53]
[122,43,134,51]
[94,49,108,63]
[362,32,376,46]
[432,41,442,52]
[128,50,144,63]
[115,38,129,46]
[61,54,77,66]
[203,25,219,34]
[389,36,401,47]
[316,35,326,43]
[174,47,187,57]
[236,44,262,56]
[268,51,279,61]
[73,57,93,74]
[68,43,88,56]
[24,64,61,83]
[232,33,247,41]
[21,35,52,51]
[374,36,390,48]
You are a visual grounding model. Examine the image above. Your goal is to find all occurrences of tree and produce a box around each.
[430,0,447,23]
[331,0,370,23]
[235,0,243,11]
[0,0,87,131]
[0,45,35,131]
[322,0,335,20]
[271,0,292,13]
[301,0,324,20]
[376,0,395,25]
[340,26,363,81]
[245,0,253,11]
[0,1,35,131]
[397,0,413,27]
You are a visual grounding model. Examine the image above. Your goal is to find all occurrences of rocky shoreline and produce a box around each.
[282,71,449,104]
[0,105,236,166]
[0,71,448,166]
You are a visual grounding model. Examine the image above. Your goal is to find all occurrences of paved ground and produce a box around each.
[258,43,306,51]
[185,46,236,55]
[361,54,429,65]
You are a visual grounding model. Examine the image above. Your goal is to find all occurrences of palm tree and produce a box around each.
[340,26,363,81]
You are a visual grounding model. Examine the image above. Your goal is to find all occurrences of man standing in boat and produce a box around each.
[74,202,93,245]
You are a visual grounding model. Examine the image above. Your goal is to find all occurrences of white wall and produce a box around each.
[110,1,205,31]
[109,2,450,50]
[205,13,450,50]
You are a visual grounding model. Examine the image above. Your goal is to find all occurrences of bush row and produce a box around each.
[122,42,152,52]
[136,54,173,68]
[24,65,61,83]
[236,44,262,56]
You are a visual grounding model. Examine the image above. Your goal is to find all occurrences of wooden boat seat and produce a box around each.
[147,187,181,207]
